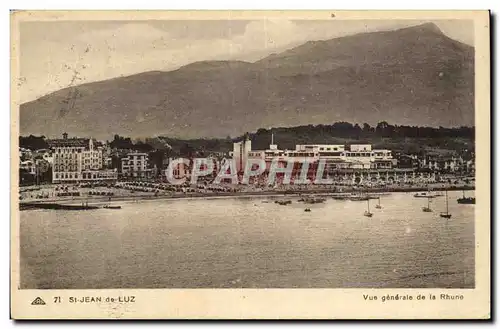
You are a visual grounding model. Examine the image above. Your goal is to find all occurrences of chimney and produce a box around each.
[63,132,68,140]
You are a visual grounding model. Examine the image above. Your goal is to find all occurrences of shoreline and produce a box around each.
[19,184,475,207]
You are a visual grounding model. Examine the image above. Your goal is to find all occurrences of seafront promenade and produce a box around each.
[19,181,475,207]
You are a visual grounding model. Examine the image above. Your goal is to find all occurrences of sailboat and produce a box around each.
[440,190,452,219]
[422,196,432,212]
[375,196,382,209]
[457,190,475,204]
[364,198,373,217]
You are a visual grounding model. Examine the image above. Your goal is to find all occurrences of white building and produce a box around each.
[230,137,252,172]
[20,160,36,175]
[33,149,53,164]
[231,138,393,172]
[443,157,463,172]
[122,152,150,178]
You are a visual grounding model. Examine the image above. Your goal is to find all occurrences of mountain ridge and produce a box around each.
[20,22,474,140]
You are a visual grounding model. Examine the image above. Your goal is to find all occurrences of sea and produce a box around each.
[19,190,475,289]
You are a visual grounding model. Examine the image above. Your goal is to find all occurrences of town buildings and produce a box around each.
[420,154,473,173]
[18,131,475,186]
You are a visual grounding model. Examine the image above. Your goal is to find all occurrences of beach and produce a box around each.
[19,181,475,207]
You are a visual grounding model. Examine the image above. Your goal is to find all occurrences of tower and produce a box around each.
[269,132,278,150]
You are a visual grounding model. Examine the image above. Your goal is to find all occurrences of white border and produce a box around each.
[4,0,498,327]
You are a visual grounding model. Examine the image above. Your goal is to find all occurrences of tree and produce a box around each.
[180,143,194,157]
[19,135,49,150]
[148,150,166,172]
[353,124,362,140]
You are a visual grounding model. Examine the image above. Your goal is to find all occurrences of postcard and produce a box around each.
[10,10,490,319]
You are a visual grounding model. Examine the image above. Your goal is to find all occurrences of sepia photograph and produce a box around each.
[10,10,490,319]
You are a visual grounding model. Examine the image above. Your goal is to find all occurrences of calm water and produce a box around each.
[20,191,474,289]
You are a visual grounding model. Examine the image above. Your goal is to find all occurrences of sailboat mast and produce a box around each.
[446,190,449,214]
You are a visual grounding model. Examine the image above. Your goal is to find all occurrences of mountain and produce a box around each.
[20,23,474,140]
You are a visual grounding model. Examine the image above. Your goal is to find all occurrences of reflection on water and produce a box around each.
[20,191,474,289]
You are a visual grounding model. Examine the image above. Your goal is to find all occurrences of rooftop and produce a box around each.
[47,138,90,148]
[47,137,103,148]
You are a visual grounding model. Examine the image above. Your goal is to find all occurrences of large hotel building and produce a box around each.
[231,135,395,174]
[48,133,117,183]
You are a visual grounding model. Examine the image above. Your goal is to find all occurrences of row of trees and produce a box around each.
[254,121,474,140]
[19,121,475,155]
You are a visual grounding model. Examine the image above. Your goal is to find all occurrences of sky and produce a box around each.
[18,19,474,104]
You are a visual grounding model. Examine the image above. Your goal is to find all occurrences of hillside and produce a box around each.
[19,22,474,140]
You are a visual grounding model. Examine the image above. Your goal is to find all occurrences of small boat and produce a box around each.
[103,205,122,209]
[457,190,475,204]
[414,192,435,198]
[457,197,475,204]
[422,196,432,212]
[331,193,349,200]
[349,194,370,201]
[363,199,373,217]
[275,200,292,205]
[366,194,382,200]
[302,197,326,204]
[375,197,382,209]
[304,208,311,212]
[439,190,452,219]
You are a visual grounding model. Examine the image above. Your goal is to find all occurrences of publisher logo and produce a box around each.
[31,297,46,305]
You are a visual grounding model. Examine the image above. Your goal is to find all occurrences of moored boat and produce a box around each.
[103,205,122,209]
[457,190,475,204]
[349,195,370,201]
[414,192,435,198]
[457,197,475,204]
[19,202,98,210]
[363,198,373,217]
[422,196,432,212]
[440,190,452,219]
[302,197,326,204]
